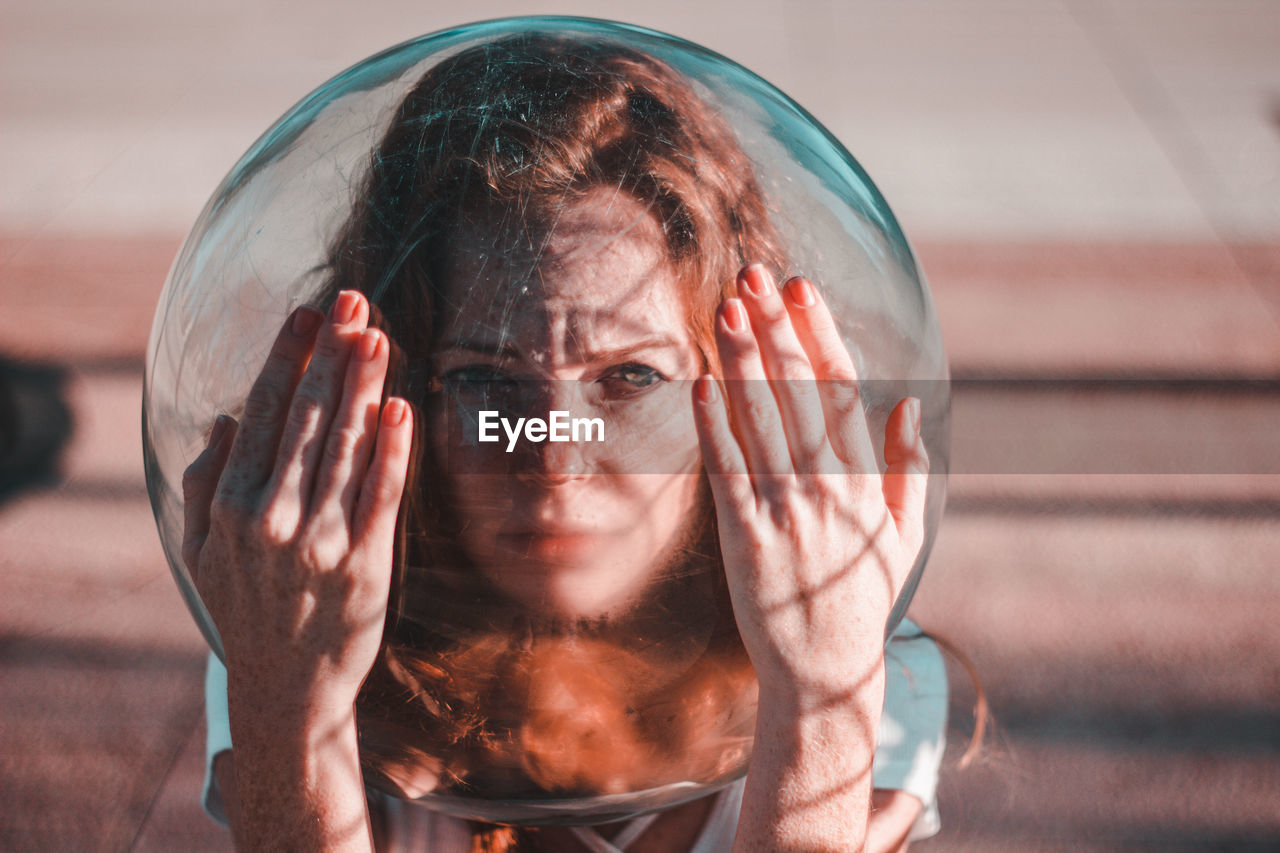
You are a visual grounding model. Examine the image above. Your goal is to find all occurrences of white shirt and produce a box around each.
[203,619,947,850]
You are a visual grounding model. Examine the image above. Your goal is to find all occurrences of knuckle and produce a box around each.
[243,381,289,425]
[792,436,827,469]
[266,342,305,371]
[364,475,401,508]
[710,445,739,475]
[803,473,839,509]
[757,296,788,322]
[298,533,344,570]
[744,396,776,427]
[182,463,208,498]
[209,490,243,522]
[722,327,758,356]
[790,409,828,446]
[312,334,346,361]
[915,443,931,470]
[365,465,409,511]
[826,377,862,409]
[253,506,296,547]
[728,477,756,507]
[844,472,878,502]
[287,385,327,426]
[324,424,363,464]
[775,354,813,383]
[763,489,801,528]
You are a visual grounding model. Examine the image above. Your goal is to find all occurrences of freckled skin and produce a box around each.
[432,189,706,619]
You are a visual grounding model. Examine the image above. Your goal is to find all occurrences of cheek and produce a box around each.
[614,472,703,536]
[594,387,702,475]
[426,408,513,524]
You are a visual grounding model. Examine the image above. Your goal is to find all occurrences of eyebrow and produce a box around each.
[437,335,688,364]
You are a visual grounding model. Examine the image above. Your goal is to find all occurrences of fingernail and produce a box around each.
[291,306,322,336]
[909,398,923,437]
[331,290,359,324]
[740,263,772,297]
[356,328,381,361]
[695,375,717,403]
[383,398,407,427]
[784,277,816,308]
[722,299,747,333]
[209,415,229,446]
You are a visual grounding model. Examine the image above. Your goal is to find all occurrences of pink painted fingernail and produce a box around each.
[740,263,772,297]
[785,277,816,308]
[696,375,717,403]
[331,290,359,324]
[383,398,407,426]
[291,306,322,336]
[356,328,381,361]
[722,299,747,332]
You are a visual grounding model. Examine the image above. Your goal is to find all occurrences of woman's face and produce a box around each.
[430,188,706,619]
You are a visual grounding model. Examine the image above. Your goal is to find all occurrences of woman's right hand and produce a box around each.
[180,289,413,719]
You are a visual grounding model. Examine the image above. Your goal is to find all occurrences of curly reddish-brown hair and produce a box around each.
[326,32,785,374]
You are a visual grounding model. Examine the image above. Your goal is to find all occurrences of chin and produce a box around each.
[483,558,652,622]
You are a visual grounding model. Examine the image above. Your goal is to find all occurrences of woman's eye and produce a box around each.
[598,363,666,398]
[442,365,515,395]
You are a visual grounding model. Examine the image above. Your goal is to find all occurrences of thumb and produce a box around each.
[182,415,237,582]
[882,398,929,561]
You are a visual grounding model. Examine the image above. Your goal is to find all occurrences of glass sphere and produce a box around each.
[143,16,950,826]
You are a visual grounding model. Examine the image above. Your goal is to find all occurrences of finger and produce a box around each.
[691,375,754,511]
[218,306,323,496]
[309,327,390,528]
[882,398,929,556]
[182,415,237,580]
[736,264,839,475]
[781,276,880,474]
[352,397,414,551]
[265,290,369,517]
[716,297,792,479]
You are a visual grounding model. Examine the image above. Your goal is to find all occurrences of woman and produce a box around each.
[183,34,944,851]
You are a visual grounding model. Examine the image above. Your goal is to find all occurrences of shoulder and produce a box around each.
[202,652,232,824]
[876,617,948,841]
[884,617,948,703]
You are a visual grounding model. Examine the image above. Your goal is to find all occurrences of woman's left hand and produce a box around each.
[692,263,929,704]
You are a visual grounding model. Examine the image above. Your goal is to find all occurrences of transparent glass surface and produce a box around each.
[143,16,950,825]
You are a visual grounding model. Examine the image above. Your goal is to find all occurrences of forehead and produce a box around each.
[440,190,692,354]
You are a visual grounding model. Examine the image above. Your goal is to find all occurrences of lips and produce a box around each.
[496,528,611,561]
[500,500,617,541]
[473,489,624,563]
[502,522,599,538]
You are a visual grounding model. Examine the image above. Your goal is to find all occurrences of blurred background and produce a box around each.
[2,1,1277,850]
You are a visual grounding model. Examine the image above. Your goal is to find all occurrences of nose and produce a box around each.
[517,435,588,485]
[515,380,591,485]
